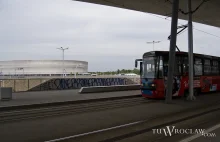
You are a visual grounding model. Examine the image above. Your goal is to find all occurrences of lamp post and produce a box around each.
[75,65,80,79]
[146,41,161,51]
[57,47,69,78]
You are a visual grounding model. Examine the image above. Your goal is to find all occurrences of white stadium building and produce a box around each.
[0,60,88,76]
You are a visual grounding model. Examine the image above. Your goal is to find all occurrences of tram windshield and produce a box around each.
[142,56,163,78]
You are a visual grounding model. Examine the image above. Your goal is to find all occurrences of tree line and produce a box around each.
[89,68,140,75]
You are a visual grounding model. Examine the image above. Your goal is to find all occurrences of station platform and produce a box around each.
[1,91,220,142]
[0,89,141,108]
[1,89,220,111]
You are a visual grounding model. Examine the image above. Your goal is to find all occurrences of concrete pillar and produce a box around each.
[187,0,196,100]
[165,0,180,103]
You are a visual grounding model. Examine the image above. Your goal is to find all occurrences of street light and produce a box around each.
[57,47,69,78]
[75,64,80,78]
[146,41,161,51]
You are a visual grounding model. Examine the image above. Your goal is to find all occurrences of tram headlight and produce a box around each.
[151,83,156,87]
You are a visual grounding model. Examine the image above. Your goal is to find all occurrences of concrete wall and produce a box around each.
[1,78,140,92]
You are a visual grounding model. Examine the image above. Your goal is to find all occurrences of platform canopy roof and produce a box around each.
[74,0,220,28]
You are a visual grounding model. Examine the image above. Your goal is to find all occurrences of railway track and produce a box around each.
[43,101,220,142]
[0,96,154,123]
[98,102,220,142]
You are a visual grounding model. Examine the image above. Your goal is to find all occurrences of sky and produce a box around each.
[0,0,220,72]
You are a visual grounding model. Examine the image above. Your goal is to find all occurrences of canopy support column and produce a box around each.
[187,0,196,100]
[165,0,179,103]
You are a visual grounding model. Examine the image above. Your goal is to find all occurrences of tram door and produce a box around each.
[163,55,182,96]
[182,57,189,75]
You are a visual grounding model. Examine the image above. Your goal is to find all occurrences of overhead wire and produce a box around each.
[193,28,220,39]
[148,13,220,39]
[165,0,211,15]
[78,0,220,40]
[164,0,220,39]
[102,0,220,40]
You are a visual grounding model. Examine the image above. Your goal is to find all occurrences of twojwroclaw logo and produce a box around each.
[152,126,216,137]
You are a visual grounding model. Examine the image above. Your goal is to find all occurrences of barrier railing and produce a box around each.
[79,85,140,93]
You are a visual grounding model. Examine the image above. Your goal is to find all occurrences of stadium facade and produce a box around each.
[0,60,88,76]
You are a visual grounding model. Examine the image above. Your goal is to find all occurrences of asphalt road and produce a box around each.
[117,106,220,142]
[180,124,220,142]
[0,100,161,142]
[0,100,187,142]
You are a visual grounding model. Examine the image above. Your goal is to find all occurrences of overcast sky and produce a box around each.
[1,0,220,71]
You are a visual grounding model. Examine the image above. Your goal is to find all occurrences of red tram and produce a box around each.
[135,51,220,98]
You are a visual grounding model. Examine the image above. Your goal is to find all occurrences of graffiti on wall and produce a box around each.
[29,78,139,91]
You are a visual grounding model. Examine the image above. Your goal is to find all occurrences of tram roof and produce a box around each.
[75,0,220,28]
[143,51,220,60]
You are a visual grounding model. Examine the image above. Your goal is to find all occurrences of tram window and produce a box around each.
[163,56,168,76]
[213,60,218,66]
[194,58,202,76]
[212,66,218,75]
[219,61,220,75]
[204,66,211,75]
[183,57,188,64]
[204,59,210,65]
[204,59,211,75]
[142,57,157,78]
[162,56,181,76]
[212,60,219,75]
[158,57,163,78]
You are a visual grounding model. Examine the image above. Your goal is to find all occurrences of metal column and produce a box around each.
[57,47,68,78]
[187,0,196,100]
[75,65,78,79]
[62,49,64,78]
[165,0,179,103]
